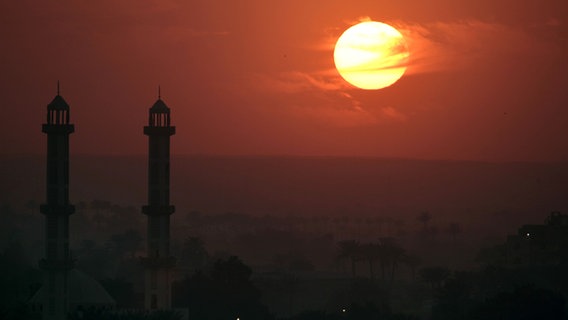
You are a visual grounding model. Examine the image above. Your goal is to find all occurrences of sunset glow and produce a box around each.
[334,21,409,90]
[1,1,567,160]
[3,2,568,318]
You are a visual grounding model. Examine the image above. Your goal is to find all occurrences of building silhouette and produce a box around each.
[504,211,568,266]
[35,87,178,317]
[479,211,568,267]
[39,87,75,320]
[30,269,115,313]
[141,91,176,309]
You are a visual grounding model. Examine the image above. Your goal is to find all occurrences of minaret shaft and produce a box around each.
[147,135,172,259]
[41,95,74,320]
[148,135,171,207]
[142,98,175,310]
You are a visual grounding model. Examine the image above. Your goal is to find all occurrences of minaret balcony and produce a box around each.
[140,256,176,269]
[42,124,75,134]
[40,204,75,215]
[143,126,176,136]
[142,205,175,216]
[39,258,75,271]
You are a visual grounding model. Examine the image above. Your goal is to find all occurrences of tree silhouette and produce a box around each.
[0,241,42,319]
[472,285,565,320]
[337,240,363,277]
[431,271,474,320]
[0,204,20,247]
[401,254,421,281]
[69,309,183,320]
[328,278,390,317]
[174,256,272,320]
[420,266,450,289]
[380,239,406,284]
[75,240,114,280]
[361,243,380,279]
[179,237,209,275]
[110,229,143,259]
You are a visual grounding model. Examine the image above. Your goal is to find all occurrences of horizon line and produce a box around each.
[2,152,568,164]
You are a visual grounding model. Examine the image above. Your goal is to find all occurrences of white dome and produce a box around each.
[29,269,116,308]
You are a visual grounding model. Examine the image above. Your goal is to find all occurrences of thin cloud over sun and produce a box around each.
[244,17,567,128]
[395,19,566,75]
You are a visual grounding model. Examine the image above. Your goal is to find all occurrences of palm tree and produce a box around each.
[400,254,421,281]
[361,242,381,279]
[337,240,362,277]
[388,244,405,284]
[181,236,209,273]
[419,266,450,289]
[378,238,405,284]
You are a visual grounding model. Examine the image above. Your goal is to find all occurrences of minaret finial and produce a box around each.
[158,85,161,99]
[57,80,60,95]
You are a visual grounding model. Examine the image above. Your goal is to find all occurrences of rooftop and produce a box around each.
[47,95,70,110]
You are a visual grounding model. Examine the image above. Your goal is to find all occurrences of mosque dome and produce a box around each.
[29,269,115,309]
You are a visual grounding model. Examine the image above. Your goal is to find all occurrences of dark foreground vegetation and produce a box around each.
[3,199,568,319]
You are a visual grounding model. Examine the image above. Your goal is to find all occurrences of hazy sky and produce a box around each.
[1,0,567,161]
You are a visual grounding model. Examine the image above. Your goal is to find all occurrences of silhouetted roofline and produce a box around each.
[47,95,70,110]
[29,269,115,307]
[150,98,170,113]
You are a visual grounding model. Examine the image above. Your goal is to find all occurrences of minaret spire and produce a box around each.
[57,80,60,95]
[158,85,161,99]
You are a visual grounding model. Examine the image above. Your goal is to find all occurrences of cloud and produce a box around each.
[288,92,380,127]
[244,18,566,128]
[393,19,565,75]
[380,106,407,122]
[247,71,411,127]
[251,70,349,94]
[315,18,565,79]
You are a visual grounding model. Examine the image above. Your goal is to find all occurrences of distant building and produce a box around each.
[29,269,115,311]
[480,212,568,267]
[140,92,176,310]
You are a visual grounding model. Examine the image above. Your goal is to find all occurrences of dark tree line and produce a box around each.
[173,256,272,320]
[336,238,420,283]
[430,267,568,320]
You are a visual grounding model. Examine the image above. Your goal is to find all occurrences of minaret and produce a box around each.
[40,84,75,320]
[141,89,176,310]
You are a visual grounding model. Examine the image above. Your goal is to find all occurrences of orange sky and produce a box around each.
[1,0,567,161]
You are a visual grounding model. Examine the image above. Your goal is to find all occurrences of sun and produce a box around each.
[334,21,409,90]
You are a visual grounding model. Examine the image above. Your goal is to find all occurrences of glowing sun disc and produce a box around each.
[334,21,409,90]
